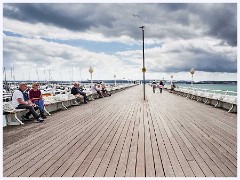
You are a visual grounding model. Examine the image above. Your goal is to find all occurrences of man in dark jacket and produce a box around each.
[71,82,88,104]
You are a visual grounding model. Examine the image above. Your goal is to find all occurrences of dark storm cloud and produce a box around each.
[148,48,236,73]
[149,57,236,73]
[3,3,237,74]
[3,4,115,31]
[188,4,237,46]
[3,3,237,45]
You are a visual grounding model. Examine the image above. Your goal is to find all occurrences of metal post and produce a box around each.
[140,26,145,100]
[3,67,8,91]
[44,69,46,82]
[191,74,193,87]
[91,73,93,86]
[13,64,15,85]
[190,68,195,88]
[89,66,94,87]
[114,74,116,86]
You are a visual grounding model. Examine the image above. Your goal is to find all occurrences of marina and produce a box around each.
[3,85,237,177]
[2,2,237,178]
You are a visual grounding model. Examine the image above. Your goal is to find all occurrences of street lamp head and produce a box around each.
[190,68,195,75]
[114,74,116,78]
[89,66,94,74]
[171,75,173,79]
[139,26,145,29]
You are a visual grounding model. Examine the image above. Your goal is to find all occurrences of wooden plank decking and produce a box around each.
[3,85,237,177]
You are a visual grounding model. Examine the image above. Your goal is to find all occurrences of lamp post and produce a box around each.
[3,67,8,91]
[114,74,116,86]
[139,26,146,100]
[190,68,195,87]
[44,69,46,82]
[171,74,173,85]
[89,66,94,87]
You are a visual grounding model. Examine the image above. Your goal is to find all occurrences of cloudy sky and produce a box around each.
[2,2,237,82]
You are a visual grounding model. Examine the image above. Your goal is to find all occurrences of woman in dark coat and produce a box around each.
[159,81,164,93]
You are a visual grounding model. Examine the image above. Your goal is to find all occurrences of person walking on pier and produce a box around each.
[152,80,157,93]
[159,81,164,93]
[12,82,44,123]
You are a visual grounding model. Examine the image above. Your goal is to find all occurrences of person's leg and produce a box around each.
[17,104,40,119]
[34,100,44,110]
[79,91,87,103]
[97,90,103,97]
[35,100,47,118]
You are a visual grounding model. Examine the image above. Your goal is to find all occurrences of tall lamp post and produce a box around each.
[89,66,94,87]
[190,68,195,87]
[139,26,146,101]
[171,74,173,85]
[114,74,116,86]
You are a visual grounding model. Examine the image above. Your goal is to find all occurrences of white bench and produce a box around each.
[220,95,237,113]
[3,85,136,126]
[210,91,227,108]
[3,102,27,125]
[3,102,52,125]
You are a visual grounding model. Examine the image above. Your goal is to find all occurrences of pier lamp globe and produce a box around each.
[190,68,195,87]
[89,66,94,86]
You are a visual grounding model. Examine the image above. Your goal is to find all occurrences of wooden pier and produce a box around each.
[3,85,237,177]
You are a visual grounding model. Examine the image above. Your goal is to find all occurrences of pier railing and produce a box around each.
[171,86,237,113]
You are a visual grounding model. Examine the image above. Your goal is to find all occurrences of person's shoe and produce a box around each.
[41,114,47,119]
[84,101,88,104]
[22,115,30,121]
[36,117,44,122]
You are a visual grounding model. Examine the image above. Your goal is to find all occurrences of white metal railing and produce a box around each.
[174,86,237,112]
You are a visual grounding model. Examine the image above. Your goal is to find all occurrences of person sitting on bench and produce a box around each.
[12,82,44,123]
[170,83,176,93]
[29,82,47,119]
[71,82,88,104]
[100,81,111,97]
[92,83,103,98]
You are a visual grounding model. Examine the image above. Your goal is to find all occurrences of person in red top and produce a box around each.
[29,82,47,119]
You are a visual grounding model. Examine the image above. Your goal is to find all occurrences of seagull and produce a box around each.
[132,14,139,18]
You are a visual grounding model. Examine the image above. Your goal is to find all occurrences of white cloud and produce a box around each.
[3,18,137,44]
[3,3,237,82]
[3,35,133,81]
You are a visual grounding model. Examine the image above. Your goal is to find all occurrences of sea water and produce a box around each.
[175,83,237,95]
